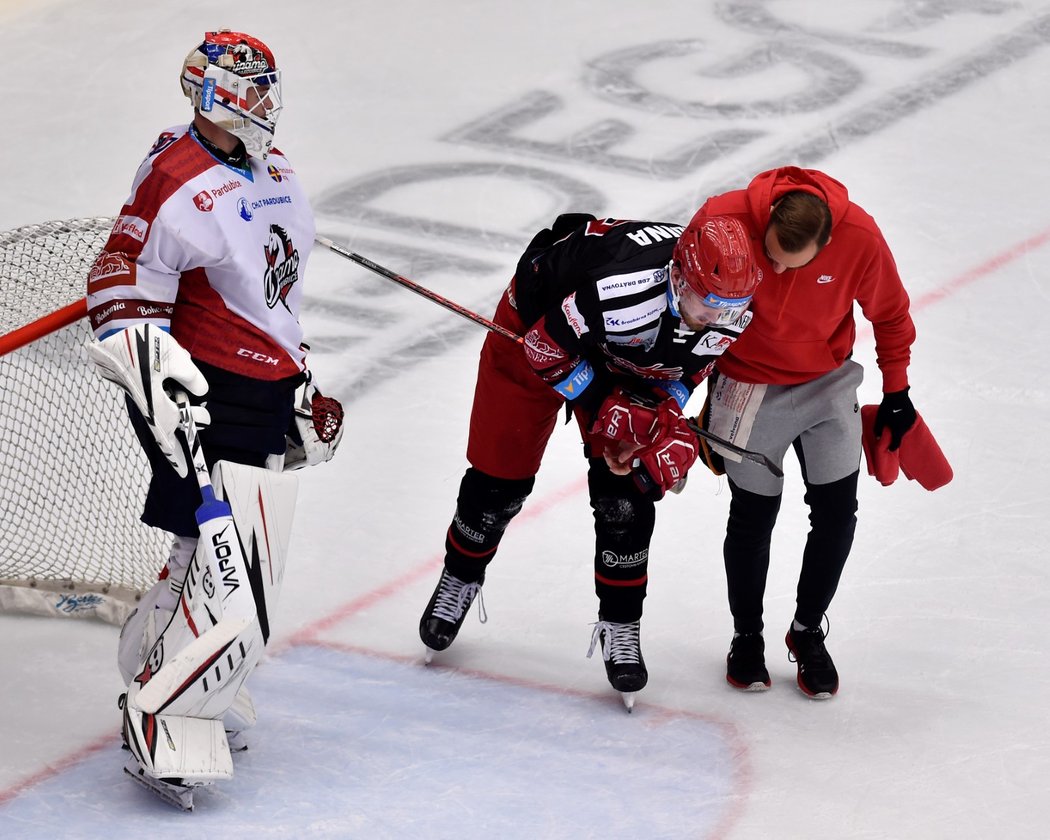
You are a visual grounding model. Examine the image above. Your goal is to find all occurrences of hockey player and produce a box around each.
[85,30,343,807]
[418,212,761,708]
[693,167,925,699]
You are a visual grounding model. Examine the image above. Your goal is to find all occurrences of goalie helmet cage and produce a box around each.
[0,218,168,625]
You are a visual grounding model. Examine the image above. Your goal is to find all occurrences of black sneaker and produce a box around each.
[785,624,839,699]
[726,632,771,691]
[587,619,648,693]
[419,569,485,653]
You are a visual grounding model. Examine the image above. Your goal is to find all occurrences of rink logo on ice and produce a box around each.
[54,593,105,615]
[601,549,648,568]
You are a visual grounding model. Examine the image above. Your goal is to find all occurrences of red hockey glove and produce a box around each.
[636,425,699,498]
[592,388,664,448]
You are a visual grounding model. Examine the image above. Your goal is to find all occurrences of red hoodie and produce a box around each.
[693,167,914,392]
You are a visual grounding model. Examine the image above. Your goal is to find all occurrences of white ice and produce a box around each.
[1,1,1049,838]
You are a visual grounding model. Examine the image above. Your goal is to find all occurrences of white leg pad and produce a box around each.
[128,461,297,721]
[122,701,233,785]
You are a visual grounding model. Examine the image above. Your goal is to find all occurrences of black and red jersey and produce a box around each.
[512,215,751,414]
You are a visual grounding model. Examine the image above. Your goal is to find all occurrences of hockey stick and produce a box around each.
[314,236,780,477]
[314,235,524,345]
[685,417,783,478]
[172,391,256,624]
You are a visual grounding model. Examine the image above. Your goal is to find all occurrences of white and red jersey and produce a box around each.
[86,124,314,380]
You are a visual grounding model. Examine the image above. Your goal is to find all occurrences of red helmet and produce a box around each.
[673,215,760,302]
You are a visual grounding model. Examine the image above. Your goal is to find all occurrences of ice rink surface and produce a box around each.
[2,1,1049,837]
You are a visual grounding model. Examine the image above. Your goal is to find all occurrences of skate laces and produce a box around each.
[586,620,641,665]
[431,571,487,625]
[788,616,832,668]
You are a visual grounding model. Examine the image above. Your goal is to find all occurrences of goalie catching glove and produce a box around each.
[284,371,345,470]
[591,388,699,498]
[85,324,210,478]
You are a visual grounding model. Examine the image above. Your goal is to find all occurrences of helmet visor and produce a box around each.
[678,285,752,328]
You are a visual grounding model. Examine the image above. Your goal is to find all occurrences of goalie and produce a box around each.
[84,30,343,809]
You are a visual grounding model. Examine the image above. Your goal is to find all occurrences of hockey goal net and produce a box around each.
[0,218,168,625]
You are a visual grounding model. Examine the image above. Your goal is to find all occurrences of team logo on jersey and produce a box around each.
[263,224,300,310]
[193,190,214,212]
[267,164,283,182]
[238,197,254,221]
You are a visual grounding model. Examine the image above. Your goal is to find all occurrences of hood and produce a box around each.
[744,166,850,230]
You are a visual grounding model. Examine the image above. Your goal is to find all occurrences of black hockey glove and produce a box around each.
[873,387,917,452]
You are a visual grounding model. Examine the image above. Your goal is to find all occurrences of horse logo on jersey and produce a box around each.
[193,191,214,212]
[263,224,300,310]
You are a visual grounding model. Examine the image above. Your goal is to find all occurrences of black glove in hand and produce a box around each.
[874,387,917,452]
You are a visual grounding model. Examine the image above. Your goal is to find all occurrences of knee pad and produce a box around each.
[588,462,656,547]
[445,468,535,579]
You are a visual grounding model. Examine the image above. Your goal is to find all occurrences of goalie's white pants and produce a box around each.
[122,460,297,785]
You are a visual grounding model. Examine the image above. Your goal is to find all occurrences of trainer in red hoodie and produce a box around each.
[690,166,921,699]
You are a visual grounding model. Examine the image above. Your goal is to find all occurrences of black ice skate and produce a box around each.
[419,568,486,662]
[587,618,648,711]
[726,632,771,691]
[786,623,839,699]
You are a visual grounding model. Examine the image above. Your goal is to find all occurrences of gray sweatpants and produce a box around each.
[714,360,864,495]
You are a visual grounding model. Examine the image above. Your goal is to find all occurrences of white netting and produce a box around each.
[0,218,168,624]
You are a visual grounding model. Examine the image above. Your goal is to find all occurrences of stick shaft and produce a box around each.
[314,236,523,344]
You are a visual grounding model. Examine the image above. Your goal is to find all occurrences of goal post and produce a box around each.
[0,218,169,625]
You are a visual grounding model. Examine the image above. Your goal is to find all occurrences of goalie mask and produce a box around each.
[671,216,761,329]
[181,30,283,159]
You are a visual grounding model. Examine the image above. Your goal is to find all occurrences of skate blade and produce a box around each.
[620,691,637,712]
[423,646,437,665]
[123,759,200,810]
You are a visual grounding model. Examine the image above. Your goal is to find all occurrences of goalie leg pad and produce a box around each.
[129,461,297,721]
[122,699,233,785]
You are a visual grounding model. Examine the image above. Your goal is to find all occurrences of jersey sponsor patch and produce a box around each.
[596,268,661,301]
[553,359,595,399]
[606,324,659,351]
[111,215,149,243]
[561,293,588,338]
[193,190,214,212]
[604,298,665,332]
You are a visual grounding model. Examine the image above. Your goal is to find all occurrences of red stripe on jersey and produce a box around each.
[87,297,174,332]
[92,132,216,284]
[172,267,299,379]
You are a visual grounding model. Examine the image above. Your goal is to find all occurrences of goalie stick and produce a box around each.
[314,236,780,478]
